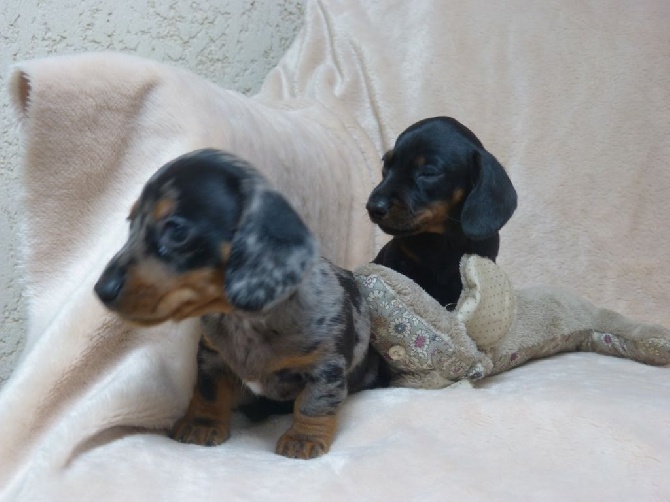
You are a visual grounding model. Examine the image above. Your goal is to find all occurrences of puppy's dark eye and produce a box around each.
[417,166,442,179]
[160,217,191,248]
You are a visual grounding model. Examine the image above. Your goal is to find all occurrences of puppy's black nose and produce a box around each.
[94,266,125,304]
[366,199,390,220]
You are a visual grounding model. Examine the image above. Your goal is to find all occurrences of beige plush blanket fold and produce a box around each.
[262,0,670,328]
[1,0,669,500]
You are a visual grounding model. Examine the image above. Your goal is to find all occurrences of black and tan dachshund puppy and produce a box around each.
[94,149,382,459]
[366,117,517,307]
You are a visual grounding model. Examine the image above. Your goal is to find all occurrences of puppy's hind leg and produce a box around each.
[275,359,347,459]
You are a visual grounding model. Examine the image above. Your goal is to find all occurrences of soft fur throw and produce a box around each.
[1,0,669,500]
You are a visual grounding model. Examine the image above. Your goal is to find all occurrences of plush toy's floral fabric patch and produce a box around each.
[362,273,454,371]
[356,269,492,386]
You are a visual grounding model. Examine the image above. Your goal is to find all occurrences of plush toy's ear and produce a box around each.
[224,189,318,312]
[461,150,517,241]
[456,255,515,349]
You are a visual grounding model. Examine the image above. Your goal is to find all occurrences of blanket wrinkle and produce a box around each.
[1,0,670,500]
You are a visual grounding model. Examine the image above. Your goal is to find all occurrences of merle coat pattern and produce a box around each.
[95,149,382,459]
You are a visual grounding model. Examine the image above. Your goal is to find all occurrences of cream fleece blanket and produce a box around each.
[2,0,669,500]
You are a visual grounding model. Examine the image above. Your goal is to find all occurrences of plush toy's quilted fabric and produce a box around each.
[456,255,515,349]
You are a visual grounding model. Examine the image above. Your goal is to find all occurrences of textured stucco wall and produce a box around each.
[0,0,306,385]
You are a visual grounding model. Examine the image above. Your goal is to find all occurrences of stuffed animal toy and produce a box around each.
[355,255,670,389]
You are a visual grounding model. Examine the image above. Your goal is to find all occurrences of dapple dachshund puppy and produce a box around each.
[94,149,382,459]
[366,117,517,308]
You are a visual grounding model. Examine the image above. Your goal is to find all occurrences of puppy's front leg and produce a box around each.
[170,365,242,447]
[276,360,347,459]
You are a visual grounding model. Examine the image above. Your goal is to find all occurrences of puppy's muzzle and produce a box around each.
[95,263,126,305]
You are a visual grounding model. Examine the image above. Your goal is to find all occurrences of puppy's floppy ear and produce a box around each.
[225,189,318,312]
[461,149,517,240]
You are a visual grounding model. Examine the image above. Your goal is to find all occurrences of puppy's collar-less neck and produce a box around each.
[392,231,499,272]
[394,229,470,252]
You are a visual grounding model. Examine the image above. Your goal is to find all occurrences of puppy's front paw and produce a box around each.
[275,430,329,459]
[170,417,230,446]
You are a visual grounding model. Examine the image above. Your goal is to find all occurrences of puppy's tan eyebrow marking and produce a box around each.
[414,155,426,167]
[152,198,176,221]
[382,149,394,163]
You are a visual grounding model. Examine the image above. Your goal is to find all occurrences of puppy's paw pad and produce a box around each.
[275,432,328,459]
[170,418,230,446]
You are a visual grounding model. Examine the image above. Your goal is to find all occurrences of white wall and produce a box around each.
[0,0,306,385]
